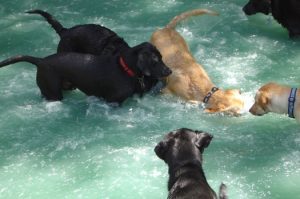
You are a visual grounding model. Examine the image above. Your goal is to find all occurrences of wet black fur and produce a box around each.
[0,42,171,103]
[155,128,228,199]
[243,0,300,38]
[26,10,165,91]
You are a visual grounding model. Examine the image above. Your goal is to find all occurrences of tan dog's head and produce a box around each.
[205,89,244,116]
[249,92,269,116]
[249,83,279,116]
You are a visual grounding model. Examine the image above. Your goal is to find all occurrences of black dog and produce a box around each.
[155,128,227,199]
[0,42,171,103]
[26,9,129,55]
[243,0,300,38]
[26,10,166,92]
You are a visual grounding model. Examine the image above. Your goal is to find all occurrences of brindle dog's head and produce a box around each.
[243,0,271,15]
[154,128,213,168]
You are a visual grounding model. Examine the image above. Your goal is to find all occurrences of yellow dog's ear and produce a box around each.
[261,95,269,105]
[257,91,269,106]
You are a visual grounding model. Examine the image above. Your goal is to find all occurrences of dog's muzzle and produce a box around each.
[162,67,172,77]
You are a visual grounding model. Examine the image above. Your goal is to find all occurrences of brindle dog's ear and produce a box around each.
[194,131,213,152]
[154,141,168,160]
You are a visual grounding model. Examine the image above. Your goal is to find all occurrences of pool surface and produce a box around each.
[0,0,300,198]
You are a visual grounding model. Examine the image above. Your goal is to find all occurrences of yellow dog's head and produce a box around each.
[249,83,281,116]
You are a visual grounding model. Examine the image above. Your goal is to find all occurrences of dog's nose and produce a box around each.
[249,105,256,115]
[164,67,172,76]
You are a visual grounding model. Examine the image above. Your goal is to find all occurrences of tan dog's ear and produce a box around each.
[260,95,269,105]
[256,91,269,106]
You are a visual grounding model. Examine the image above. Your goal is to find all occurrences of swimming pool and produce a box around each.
[0,0,300,198]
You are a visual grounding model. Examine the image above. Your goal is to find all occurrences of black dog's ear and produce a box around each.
[154,141,168,160]
[194,132,213,152]
[137,52,151,76]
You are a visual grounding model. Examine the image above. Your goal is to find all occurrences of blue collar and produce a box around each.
[288,88,297,118]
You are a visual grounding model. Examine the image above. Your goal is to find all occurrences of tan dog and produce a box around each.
[150,9,244,115]
[249,82,300,121]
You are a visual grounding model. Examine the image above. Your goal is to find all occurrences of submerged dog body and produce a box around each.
[0,42,171,102]
[243,0,300,38]
[150,9,244,115]
[155,128,227,199]
[249,82,300,121]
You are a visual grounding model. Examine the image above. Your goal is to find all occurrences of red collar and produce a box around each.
[119,56,135,77]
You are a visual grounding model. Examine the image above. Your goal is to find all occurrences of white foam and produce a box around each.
[145,0,182,13]
[241,91,255,114]
[45,101,63,113]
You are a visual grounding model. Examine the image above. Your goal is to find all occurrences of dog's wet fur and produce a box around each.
[150,9,244,115]
[243,0,300,38]
[155,128,228,199]
[0,42,171,103]
[26,10,129,56]
[0,10,173,103]
[26,10,166,91]
[249,82,300,121]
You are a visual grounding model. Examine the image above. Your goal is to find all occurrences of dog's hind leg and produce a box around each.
[36,70,63,101]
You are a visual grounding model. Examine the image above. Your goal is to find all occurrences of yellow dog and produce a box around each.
[150,9,244,115]
[250,82,300,121]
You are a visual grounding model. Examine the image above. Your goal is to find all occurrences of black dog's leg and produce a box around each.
[36,70,63,101]
[57,40,78,91]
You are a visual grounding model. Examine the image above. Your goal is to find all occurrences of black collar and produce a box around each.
[203,87,219,103]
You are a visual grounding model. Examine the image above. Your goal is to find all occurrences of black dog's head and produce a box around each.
[154,128,213,168]
[243,0,271,15]
[134,42,172,78]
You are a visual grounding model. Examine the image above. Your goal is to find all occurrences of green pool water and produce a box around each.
[1,0,300,198]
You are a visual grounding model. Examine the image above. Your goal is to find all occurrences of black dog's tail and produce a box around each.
[26,9,65,37]
[0,55,41,68]
[219,183,228,199]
